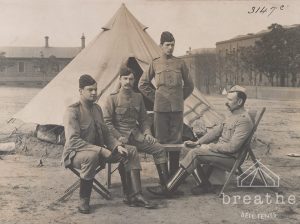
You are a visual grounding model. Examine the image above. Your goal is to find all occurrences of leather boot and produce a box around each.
[190,165,214,195]
[78,179,93,214]
[128,170,157,209]
[192,164,214,187]
[147,163,169,196]
[118,163,131,204]
[169,151,180,177]
[167,167,189,193]
[192,169,202,186]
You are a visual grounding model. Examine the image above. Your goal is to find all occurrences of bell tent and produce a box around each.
[13,4,222,139]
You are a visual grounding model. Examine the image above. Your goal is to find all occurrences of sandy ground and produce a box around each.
[0,87,300,224]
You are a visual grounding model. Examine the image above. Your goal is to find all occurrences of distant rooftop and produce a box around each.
[186,48,216,55]
[216,24,300,45]
[0,46,81,58]
[0,35,84,58]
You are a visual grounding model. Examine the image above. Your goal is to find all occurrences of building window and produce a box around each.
[34,66,41,72]
[51,64,59,73]
[18,62,25,72]
[0,66,5,72]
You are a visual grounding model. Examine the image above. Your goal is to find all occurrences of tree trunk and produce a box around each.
[280,73,285,87]
[206,76,210,94]
[270,75,274,86]
[291,72,297,87]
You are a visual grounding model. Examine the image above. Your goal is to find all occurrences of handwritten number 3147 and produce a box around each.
[248,5,285,17]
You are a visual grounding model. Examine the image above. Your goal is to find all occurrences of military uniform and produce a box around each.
[180,107,254,173]
[103,88,167,165]
[138,55,194,175]
[62,100,141,180]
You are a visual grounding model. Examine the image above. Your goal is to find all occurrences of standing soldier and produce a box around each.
[138,31,194,178]
[103,66,169,197]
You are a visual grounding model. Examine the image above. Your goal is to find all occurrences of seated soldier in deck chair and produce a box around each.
[62,74,156,214]
[148,85,254,196]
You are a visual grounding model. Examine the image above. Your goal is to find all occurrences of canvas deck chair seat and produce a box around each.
[56,165,112,203]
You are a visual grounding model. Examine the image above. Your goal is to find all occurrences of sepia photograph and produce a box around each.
[0,0,299,223]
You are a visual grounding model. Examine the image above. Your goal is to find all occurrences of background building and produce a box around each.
[181,48,217,94]
[216,24,300,88]
[0,35,85,87]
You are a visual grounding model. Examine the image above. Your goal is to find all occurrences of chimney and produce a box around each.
[81,33,85,49]
[186,47,192,55]
[45,36,49,48]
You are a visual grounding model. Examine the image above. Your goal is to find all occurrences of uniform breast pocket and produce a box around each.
[166,69,182,87]
[225,123,235,139]
[95,122,104,135]
[132,106,140,119]
[155,70,164,87]
[115,107,128,119]
[80,123,91,136]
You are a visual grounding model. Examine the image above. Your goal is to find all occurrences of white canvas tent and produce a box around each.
[14,4,222,129]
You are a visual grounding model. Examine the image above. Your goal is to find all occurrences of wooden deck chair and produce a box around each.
[106,162,121,188]
[216,107,266,197]
[56,165,112,203]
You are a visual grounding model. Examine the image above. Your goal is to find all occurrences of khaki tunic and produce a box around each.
[180,107,254,173]
[138,55,194,112]
[62,100,121,168]
[102,88,152,142]
[199,108,254,156]
[103,88,167,164]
